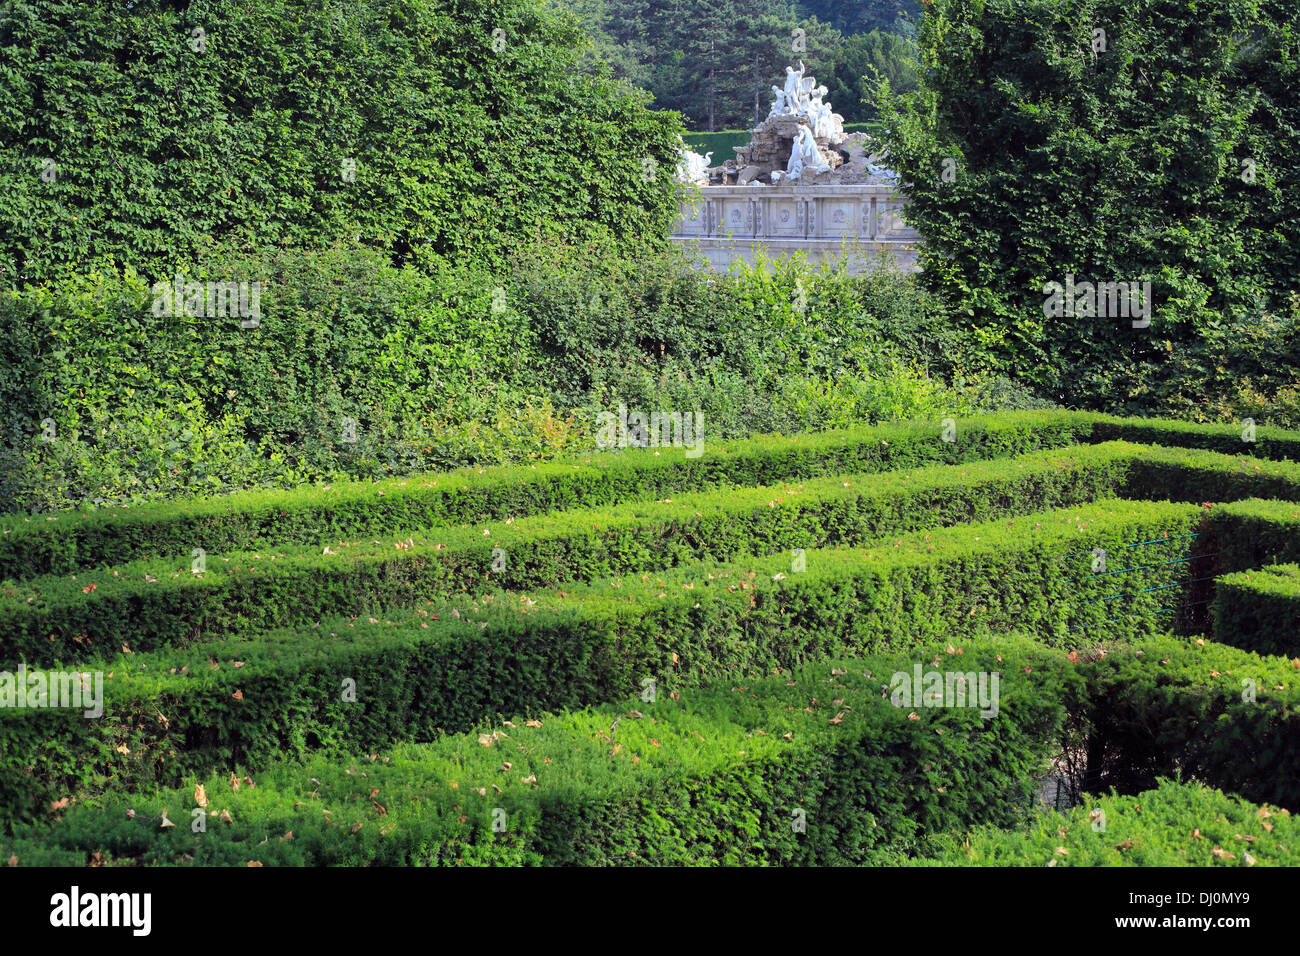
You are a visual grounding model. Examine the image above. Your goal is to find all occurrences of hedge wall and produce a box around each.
[0,410,1100,579]
[0,498,1202,829]
[0,0,683,285]
[1092,414,1300,461]
[1078,633,1300,810]
[6,408,1299,581]
[1212,564,1300,656]
[1205,498,1300,574]
[913,779,1299,866]
[1,441,1143,664]
[1,636,1078,866]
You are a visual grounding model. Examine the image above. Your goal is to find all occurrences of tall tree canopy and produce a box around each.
[877,0,1300,412]
[552,0,919,129]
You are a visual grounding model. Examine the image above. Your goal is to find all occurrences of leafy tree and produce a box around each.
[794,0,921,35]
[877,0,1297,413]
[823,29,919,123]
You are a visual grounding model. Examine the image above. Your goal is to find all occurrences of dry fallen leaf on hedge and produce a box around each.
[195,784,208,808]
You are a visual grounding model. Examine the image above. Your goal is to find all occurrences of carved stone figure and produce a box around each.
[785,125,828,180]
[676,143,714,183]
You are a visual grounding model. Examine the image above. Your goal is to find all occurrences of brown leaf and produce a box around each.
[219,809,233,825]
[194,784,208,808]
[232,689,244,701]
[160,810,176,829]
[246,861,262,867]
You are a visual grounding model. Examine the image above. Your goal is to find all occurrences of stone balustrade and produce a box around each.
[668,183,920,274]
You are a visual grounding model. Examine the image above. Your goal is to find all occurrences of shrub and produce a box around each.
[0,637,1078,865]
[1,441,1143,662]
[1212,564,1300,656]
[0,409,1100,578]
[0,0,683,286]
[0,498,1201,827]
[913,779,1299,866]
[1077,633,1300,809]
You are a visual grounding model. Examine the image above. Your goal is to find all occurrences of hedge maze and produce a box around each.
[3,410,1299,866]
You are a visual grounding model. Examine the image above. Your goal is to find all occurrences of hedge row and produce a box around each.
[0,441,1146,665]
[0,410,1099,579]
[10,441,1300,666]
[1079,633,1300,810]
[912,778,1299,866]
[1092,413,1300,460]
[0,636,1079,866]
[4,409,1298,580]
[0,499,1203,829]
[1212,564,1300,656]
[1127,446,1300,503]
[1206,498,1300,573]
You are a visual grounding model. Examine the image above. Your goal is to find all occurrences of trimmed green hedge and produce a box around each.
[1212,564,1300,656]
[1206,498,1300,573]
[912,779,1299,866]
[1,441,1144,665]
[1092,414,1300,461]
[1079,633,1300,810]
[1126,446,1300,503]
[0,410,1099,579]
[7,440,1300,667]
[1,636,1079,866]
[0,498,1202,829]
[4,409,1299,581]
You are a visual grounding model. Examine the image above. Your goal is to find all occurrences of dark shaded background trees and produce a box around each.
[554,0,921,129]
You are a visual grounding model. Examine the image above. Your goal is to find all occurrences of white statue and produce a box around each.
[782,62,806,112]
[676,144,713,183]
[809,99,843,141]
[768,85,788,119]
[786,125,828,181]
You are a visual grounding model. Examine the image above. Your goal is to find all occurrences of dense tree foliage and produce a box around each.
[553,0,919,128]
[877,0,1300,415]
[0,0,684,285]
